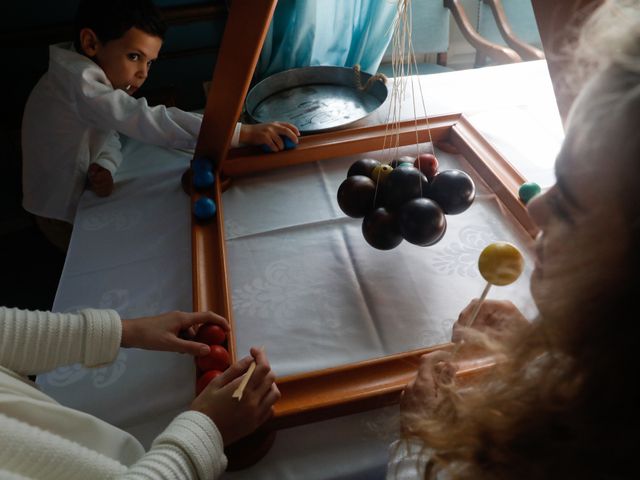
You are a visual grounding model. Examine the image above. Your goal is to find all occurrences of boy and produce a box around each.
[22,0,299,251]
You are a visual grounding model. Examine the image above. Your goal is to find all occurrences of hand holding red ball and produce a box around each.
[191,347,281,445]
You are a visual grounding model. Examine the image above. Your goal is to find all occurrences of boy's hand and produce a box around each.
[191,347,280,445]
[239,122,300,152]
[400,350,456,434]
[452,299,529,343]
[88,164,114,197]
[121,311,230,356]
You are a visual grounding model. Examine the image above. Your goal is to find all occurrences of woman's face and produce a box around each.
[527,71,631,316]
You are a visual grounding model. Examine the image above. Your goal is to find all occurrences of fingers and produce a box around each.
[262,123,300,151]
[88,163,102,176]
[273,122,300,142]
[457,299,481,326]
[172,337,211,356]
[453,300,526,342]
[276,122,300,136]
[183,311,230,332]
[417,350,453,376]
[244,347,273,396]
[88,165,114,196]
[212,355,254,388]
[257,384,281,423]
[273,135,285,151]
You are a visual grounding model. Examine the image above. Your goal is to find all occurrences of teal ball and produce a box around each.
[518,182,541,204]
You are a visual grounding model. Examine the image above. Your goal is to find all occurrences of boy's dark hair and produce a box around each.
[74,0,167,51]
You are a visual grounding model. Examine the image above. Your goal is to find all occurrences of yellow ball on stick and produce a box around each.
[453,242,524,354]
[478,242,524,286]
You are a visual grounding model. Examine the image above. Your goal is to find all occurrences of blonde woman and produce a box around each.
[389,1,640,478]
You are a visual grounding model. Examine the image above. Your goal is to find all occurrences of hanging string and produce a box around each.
[383,0,438,198]
[370,0,443,206]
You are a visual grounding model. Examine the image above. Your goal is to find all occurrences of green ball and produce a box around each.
[518,182,541,204]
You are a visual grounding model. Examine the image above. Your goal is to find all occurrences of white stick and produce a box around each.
[467,282,492,328]
[232,361,256,401]
[452,282,492,356]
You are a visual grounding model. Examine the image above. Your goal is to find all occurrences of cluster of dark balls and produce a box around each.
[337,155,475,250]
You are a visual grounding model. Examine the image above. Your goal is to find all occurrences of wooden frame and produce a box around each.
[193,116,537,430]
[191,0,538,433]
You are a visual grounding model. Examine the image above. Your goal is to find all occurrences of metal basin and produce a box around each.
[246,66,388,134]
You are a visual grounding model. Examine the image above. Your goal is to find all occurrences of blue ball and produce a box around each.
[260,135,297,153]
[283,136,297,150]
[193,170,215,189]
[193,197,216,220]
[192,157,213,173]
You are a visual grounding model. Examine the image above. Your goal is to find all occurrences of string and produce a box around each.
[370,0,440,208]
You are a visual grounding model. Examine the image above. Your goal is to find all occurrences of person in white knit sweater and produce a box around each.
[0,306,279,479]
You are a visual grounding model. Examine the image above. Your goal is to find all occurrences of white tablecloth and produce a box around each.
[39,60,563,480]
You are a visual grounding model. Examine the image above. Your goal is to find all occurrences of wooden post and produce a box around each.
[194,0,278,165]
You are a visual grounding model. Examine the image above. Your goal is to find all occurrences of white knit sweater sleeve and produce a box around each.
[124,411,227,479]
[0,306,121,375]
[0,411,226,479]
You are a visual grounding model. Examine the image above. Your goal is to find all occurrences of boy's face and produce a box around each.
[81,27,162,95]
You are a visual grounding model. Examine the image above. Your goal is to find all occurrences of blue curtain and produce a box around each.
[256,0,398,80]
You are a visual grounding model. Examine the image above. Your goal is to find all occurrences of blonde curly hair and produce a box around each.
[401,2,640,479]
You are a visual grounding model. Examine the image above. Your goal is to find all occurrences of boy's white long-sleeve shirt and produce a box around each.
[21,43,241,223]
[0,306,227,479]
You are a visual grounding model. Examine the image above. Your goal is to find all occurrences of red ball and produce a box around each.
[195,369,222,395]
[196,345,231,371]
[414,154,438,180]
[195,324,226,346]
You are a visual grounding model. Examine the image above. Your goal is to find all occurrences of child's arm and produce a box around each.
[74,67,202,150]
[239,122,300,151]
[0,307,226,375]
[87,130,121,196]
[74,66,298,152]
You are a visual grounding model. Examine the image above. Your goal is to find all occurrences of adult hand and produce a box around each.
[239,122,300,151]
[121,311,230,356]
[452,299,529,343]
[88,163,114,197]
[400,350,456,433]
[191,347,280,445]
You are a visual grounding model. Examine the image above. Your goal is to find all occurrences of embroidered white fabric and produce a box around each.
[38,61,562,480]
